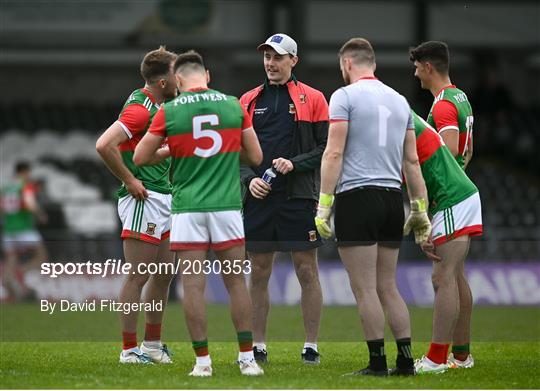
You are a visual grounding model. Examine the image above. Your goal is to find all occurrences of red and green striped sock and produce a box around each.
[192,340,209,357]
[144,323,161,342]
[122,331,137,350]
[452,343,470,361]
[427,342,450,364]
[237,331,253,352]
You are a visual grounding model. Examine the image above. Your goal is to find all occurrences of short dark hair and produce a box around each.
[140,46,177,83]
[409,41,450,74]
[15,161,30,174]
[174,50,206,75]
[338,38,375,66]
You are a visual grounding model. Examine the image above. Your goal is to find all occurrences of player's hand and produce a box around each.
[421,237,441,262]
[159,145,170,157]
[403,198,432,244]
[272,158,294,174]
[125,178,148,200]
[249,177,271,199]
[315,192,334,239]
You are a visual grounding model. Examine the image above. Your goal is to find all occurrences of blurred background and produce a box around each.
[0,0,539,305]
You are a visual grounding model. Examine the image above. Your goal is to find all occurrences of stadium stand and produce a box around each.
[1,0,538,264]
[0,101,538,262]
[0,126,121,261]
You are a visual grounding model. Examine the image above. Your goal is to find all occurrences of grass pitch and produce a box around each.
[1,304,539,389]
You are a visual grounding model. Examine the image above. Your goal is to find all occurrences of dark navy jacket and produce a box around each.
[240,77,329,200]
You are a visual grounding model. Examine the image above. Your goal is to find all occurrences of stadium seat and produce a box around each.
[62,202,117,236]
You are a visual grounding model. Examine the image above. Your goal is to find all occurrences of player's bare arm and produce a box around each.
[315,120,348,239]
[22,189,47,224]
[240,126,263,166]
[440,128,459,157]
[96,122,148,200]
[320,121,348,194]
[402,128,428,203]
[135,143,170,166]
[133,132,165,166]
[402,128,431,244]
[432,100,460,157]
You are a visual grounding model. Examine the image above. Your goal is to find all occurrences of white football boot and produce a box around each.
[238,359,264,376]
[140,341,173,364]
[414,355,448,374]
[189,364,213,377]
[447,353,474,369]
[119,347,153,364]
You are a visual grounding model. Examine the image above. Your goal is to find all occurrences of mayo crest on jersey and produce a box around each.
[427,85,473,170]
[148,88,252,213]
[116,88,172,198]
[412,111,478,215]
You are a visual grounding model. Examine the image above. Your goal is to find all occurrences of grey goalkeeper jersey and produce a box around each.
[329,78,413,194]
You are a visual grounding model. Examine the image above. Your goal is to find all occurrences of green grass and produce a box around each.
[1,304,538,342]
[1,341,539,389]
[1,304,539,389]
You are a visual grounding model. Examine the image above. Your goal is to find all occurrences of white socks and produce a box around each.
[142,340,162,349]
[238,350,255,362]
[253,342,267,351]
[196,355,212,366]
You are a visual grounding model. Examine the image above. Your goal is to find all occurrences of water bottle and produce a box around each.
[261,167,277,185]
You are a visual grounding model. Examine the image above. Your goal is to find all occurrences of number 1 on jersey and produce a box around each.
[378,105,391,147]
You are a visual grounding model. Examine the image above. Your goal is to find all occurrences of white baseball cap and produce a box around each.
[257,33,298,56]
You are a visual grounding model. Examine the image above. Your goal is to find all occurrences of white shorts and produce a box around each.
[170,210,244,251]
[431,192,483,246]
[2,230,42,251]
[118,190,171,245]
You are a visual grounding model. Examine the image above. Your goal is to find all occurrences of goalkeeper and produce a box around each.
[316,38,430,377]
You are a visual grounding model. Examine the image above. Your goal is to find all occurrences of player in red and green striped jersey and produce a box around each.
[96,46,177,364]
[134,50,264,377]
[410,41,478,371]
[1,161,48,300]
[406,111,483,374]
[410,41,474,171]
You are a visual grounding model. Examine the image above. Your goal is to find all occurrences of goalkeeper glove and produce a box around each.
[403,198,432,244]
[315,192,334,239]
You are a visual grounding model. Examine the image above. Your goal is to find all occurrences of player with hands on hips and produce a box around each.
[96,46,178,365]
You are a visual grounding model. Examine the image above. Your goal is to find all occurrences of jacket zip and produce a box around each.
[287,89,298,200]
[274,86,279,113]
